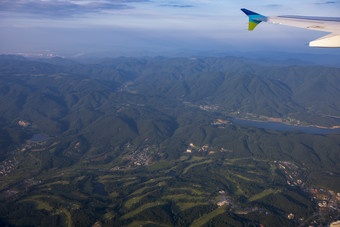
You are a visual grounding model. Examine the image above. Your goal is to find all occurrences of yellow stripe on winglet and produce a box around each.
[249,21,260,31]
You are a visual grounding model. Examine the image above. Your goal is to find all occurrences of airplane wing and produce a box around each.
[241,8,340,48]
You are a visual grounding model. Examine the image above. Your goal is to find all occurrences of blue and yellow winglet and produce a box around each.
[241,8,265,31]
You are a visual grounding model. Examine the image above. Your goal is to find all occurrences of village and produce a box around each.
[0,158,17,176]
[275,161,340,226]
[121,143,154,167]
[129,146,152,166]
[0,123,52,177]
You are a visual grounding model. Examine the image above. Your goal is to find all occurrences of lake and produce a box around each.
[232,118,340,134]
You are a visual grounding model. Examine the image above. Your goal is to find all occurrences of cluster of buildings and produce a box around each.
[186,143,208,153]
[24,178,42,188]
[185,143,232,154]
[275,161,340,225]
[216,190,232,207]
[199,105,218,111]
[128,146,152,166]
[216,190,264,219]
[275,161,305,187]
[4,190,18,198]
[0,159,17,176]
[308,188,340,210]
[211,119,230,129]
[18,120,30,127]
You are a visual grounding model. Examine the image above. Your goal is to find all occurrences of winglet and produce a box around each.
[241,8,265,31]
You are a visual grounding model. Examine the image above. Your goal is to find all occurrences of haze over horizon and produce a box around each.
[1,0,340,57]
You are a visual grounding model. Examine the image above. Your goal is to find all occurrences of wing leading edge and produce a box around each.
[241,8,340,48]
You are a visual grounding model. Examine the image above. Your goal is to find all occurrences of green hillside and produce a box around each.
[0,56,339,226]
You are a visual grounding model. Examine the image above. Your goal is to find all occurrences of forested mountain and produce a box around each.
[0,55,339,226]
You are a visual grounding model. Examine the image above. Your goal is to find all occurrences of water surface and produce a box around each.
[232,118,340,134]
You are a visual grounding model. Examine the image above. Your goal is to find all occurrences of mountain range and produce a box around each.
[0,55,340,226]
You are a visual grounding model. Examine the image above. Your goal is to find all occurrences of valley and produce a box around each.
[0,55,340,226]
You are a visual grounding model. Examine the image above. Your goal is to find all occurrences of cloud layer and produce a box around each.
[0,0,149,17]
[160,4,194,8]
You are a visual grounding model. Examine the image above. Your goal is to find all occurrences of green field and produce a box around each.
[249,188,281,202]
[177,202,209,211]
[189,206,226,227]
[122,202,167,219]
[168,187,206,195]
[183,160,213,174]
[124,191,156,209]
[126,221,172,227]
[20,199,53,211]
[162,194,205,202]
[147,160,173,171]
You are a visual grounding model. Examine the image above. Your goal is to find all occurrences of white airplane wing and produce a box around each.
[241,8,340,48]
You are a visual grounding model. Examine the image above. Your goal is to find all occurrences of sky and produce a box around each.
[0,0,339,57]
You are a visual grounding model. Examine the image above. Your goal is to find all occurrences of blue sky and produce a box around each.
[0,0,339,57]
